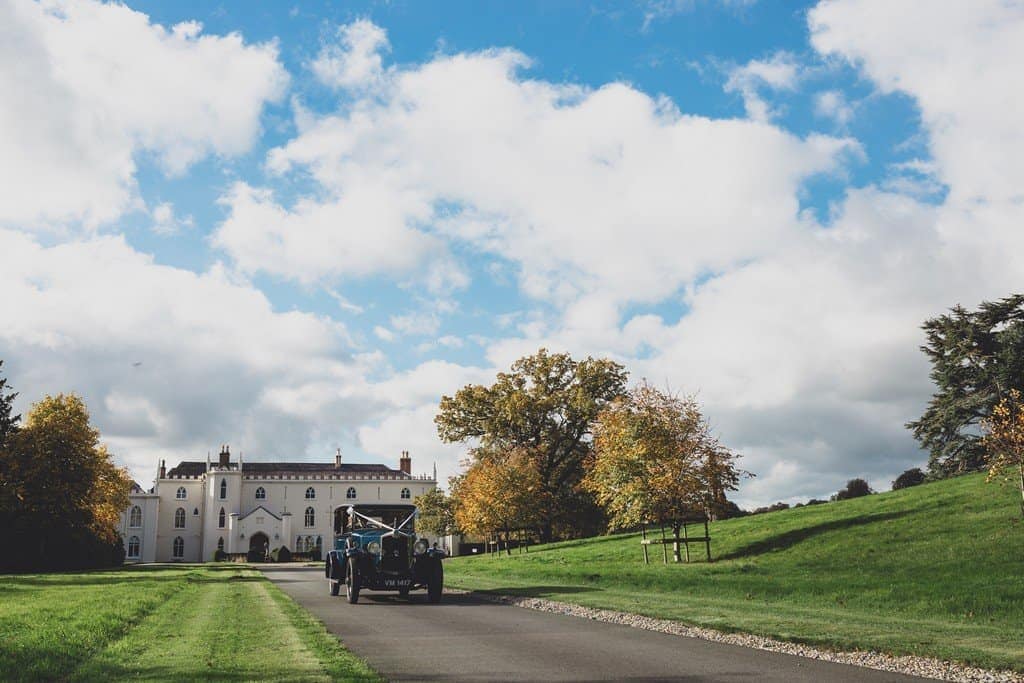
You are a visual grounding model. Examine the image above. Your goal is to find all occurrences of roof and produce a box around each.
[165,461,410,479]
[238,505,281,521]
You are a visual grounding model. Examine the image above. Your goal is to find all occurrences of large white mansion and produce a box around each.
[118,446,437,563]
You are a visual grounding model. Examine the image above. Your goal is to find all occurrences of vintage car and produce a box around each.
[324,503,445,603]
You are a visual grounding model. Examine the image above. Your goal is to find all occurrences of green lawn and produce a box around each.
[446,473,1024,672]
[0,565,380,682]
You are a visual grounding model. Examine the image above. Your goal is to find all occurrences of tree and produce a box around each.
[982,389,1024,518]
[832,478,873,501]
[0,360,19,448]
[907,294,1024,477]
[584,384,746,553]
[450,449,541,554]
[0,394,131,571]
[414,487,458,537]
[436,349,627,541]
[892,468,926,490]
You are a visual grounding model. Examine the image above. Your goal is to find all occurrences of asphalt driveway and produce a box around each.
[261,566,931,682]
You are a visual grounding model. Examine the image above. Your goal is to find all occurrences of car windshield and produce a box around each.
[336,506,415,534]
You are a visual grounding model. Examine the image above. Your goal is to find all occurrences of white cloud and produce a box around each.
[151,202,194,235]
[0,229,384,482]
[724,52,802,122]
[0,0,287,230]
[810,0,1024,205]
[312,19,389,90]
[814,89,854,126]
[374,326,396,342]
[226,29,853,309]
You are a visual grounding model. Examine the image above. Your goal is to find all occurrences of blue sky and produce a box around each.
[2,0,1021,506]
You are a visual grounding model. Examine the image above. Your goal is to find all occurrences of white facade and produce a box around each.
[122,447,436,563]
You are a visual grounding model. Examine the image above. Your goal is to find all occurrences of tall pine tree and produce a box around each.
[908,294,1024,476]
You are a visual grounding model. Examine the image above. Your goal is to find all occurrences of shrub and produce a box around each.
[310,546,321,562]
[213,549,228,562]
[245,548,264,563]
[832,478,873,501]
[892,468,926,490]
[270,546,292,563]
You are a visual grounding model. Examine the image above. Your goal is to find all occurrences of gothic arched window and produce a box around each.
[129,505,142,527]
[218,507,226,528]
[174,507,185,529]
[255,486,266,499]
[219,479,227,500]
[346,487,357,499]
[400,487,411,499]
[304,507,315,527]
[305,487,316,499]
[175,487,186,500]
[172,536,184,559]
[127,536,140,558]
[217,537,225,552]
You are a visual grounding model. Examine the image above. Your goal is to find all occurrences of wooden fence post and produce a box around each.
[682,522,690,563]
[660,525,668,563]
[704,518,711,562]
[641,524,649,565]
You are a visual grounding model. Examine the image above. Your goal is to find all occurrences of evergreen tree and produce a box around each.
[0,360,19,447]
[907,294,1024,477]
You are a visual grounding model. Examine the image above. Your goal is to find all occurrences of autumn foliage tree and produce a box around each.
[982,389,1024,518]
[0,392,132,571]
[585,384,745,552]
[437,349,627,541]
[451,449,541,554]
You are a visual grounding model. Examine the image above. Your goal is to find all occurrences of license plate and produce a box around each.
[383,578,411,589]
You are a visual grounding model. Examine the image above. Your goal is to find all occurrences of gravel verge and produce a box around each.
[451,589,1022,683]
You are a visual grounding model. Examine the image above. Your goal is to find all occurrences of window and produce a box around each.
[315,536,322,549]
[127,536,140,558]
[304,506,315,528]
[129,505,142,528]
[193,507,199,516]
[296,536,305,552]
[175,486,186,500]
[217,537,224,552]
[401,487,411,499]
[218,507,226,528]
[255,486,266,499]
[219,478,227,500]
[172,536,184,559]
[174,507,185,529]
[346,487,357,499]
[305,486,316,499]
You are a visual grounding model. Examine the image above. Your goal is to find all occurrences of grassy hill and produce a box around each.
[445,473,1024,672]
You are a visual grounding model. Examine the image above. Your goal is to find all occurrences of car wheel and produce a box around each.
[346,558,360,604]
[427,561,443,604]
[330,580,340,596]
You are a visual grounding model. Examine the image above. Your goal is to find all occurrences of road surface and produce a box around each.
[261,566,930,682]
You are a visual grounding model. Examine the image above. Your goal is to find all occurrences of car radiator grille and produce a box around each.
[381,536,409,572]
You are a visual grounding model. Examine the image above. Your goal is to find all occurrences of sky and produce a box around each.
[2,0,1023,508]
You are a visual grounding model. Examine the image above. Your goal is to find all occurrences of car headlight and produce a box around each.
[413,539,428,556]
[367,541,381,554]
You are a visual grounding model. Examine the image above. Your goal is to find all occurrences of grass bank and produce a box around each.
[0,564,379,682]
[445,473,1024,672]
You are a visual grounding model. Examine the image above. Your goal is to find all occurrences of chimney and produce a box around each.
[335,447,343,468]
[158,459,166,479]
[399,450,411,475]
[219,444,230,468]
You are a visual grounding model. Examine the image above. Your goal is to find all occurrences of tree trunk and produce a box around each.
[1017,459,1024,519]
[672,524,682,563]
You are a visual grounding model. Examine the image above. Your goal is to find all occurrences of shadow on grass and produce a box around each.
[468,585,601,598]
[718,510,911,561]
[68,661,378,683]
[515,533,640,555]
